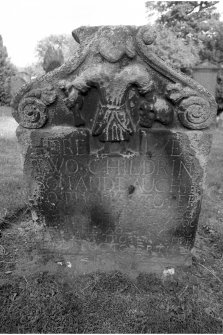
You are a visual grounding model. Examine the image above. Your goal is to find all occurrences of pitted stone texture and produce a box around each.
[12,25,216,274]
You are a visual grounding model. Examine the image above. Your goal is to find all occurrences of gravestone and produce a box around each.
[216,69,223,117]
[192,61,219,97]
[12,26,216,276]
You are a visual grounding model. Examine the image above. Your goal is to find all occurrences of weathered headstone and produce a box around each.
[12,26,216,276]
[192,61,219,97]
[216,69,223,116]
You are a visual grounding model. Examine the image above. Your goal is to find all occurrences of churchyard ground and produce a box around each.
[0,106,223,333]
[0,107,28,223]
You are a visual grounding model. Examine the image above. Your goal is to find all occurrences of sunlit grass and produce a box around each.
[0,107,28,219]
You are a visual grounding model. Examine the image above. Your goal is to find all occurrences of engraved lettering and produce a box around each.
[65,159,78,173]
[144,159,155,175]
[157,159,168,176]
[88,159,106,175]
[48,156,64,173]
[89,176,101,191]
[155,179,169,193]
[64,191,73,205]
[44,139,61,155]
[45,176,58,190]
[63,138,74,155]
[142,177,154,193]
[102,176,115,192]
[76,177,88,192]
[47,191,58,205]
[178,161,192,179]
[75,137,89,155]
[130,159,144,175]
[153,195,164,208]
[171,139,181,157]
[106,158,120,175]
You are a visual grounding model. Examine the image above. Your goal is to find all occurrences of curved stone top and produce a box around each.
[12,25,217,132]
[71,25,157,62]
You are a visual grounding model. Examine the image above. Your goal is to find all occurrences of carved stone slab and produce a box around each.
[12,26,216,275]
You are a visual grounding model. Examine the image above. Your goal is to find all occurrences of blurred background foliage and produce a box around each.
[0,36,17,106]
[146,1,223,68]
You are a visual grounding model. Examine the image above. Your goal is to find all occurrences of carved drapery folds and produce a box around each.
[12,25,216,135]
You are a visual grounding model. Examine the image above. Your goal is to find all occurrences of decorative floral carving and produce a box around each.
[166,83,211,129]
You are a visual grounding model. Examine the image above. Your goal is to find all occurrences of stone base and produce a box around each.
[34,225,192,279]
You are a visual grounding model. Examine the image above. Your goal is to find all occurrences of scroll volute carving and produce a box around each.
[13,86,57,129]
[165,83,212,130]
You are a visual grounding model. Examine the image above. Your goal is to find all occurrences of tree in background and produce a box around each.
[0,35,16,106]
[36,34,78,64]
[199,19,223,63]
[146,1,219,40]
[145,1,222,67]
[151,26,200,70]
[20,62,44,79]
[42,45,64,73]
[23,34,78,78]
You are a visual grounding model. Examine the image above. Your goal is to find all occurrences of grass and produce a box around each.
[1,106,223,333]
[0,106,28,222]
[0,270,222,333]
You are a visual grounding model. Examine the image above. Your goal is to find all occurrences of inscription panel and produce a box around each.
[25,128,204,255]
